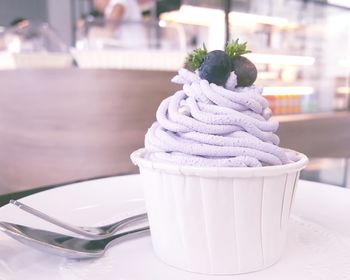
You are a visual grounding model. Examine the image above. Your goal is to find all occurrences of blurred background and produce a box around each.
[0,0,349,193]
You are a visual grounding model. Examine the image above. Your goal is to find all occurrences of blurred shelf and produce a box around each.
[0,51,73,69]
[71,49,186,70]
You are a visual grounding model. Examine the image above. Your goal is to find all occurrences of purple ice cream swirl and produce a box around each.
[145,68,291,167]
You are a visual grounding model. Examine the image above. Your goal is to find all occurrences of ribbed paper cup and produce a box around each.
[131,149,308,275]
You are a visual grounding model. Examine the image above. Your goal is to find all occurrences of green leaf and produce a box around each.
[225,39,251,58]
[186,44,207,71]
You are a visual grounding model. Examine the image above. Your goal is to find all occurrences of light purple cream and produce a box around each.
[145,68,291,167]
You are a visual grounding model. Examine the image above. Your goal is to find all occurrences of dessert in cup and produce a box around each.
[131,40,308,275]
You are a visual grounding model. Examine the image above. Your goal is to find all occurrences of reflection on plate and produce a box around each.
[0,175,350,280]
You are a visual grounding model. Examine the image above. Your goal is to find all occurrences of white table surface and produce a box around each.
[294,180,350,241]
[0,175,349,280]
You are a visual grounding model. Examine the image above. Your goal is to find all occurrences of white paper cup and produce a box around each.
[131,149,308,275]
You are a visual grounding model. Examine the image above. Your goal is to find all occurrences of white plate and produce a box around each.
[0,175,350,280]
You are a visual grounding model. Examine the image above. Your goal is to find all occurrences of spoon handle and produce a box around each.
[103,226,150,249]
[10,200,147,239]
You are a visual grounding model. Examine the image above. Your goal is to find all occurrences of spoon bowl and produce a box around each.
[0,221,149,258]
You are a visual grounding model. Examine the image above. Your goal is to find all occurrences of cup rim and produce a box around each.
[130,148,309,178]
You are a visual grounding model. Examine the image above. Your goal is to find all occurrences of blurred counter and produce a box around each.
[0,68,349,194]
[277,111,350,158]
[0,68,179,194]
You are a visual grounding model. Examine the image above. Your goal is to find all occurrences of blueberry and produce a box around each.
[231,56,257,87]
[199,50,231,86]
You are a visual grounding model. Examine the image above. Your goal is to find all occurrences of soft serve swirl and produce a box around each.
[145,68,291,167]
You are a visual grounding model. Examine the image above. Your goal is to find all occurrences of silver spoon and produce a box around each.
[10,200,147,240]
[0,221,149,258]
